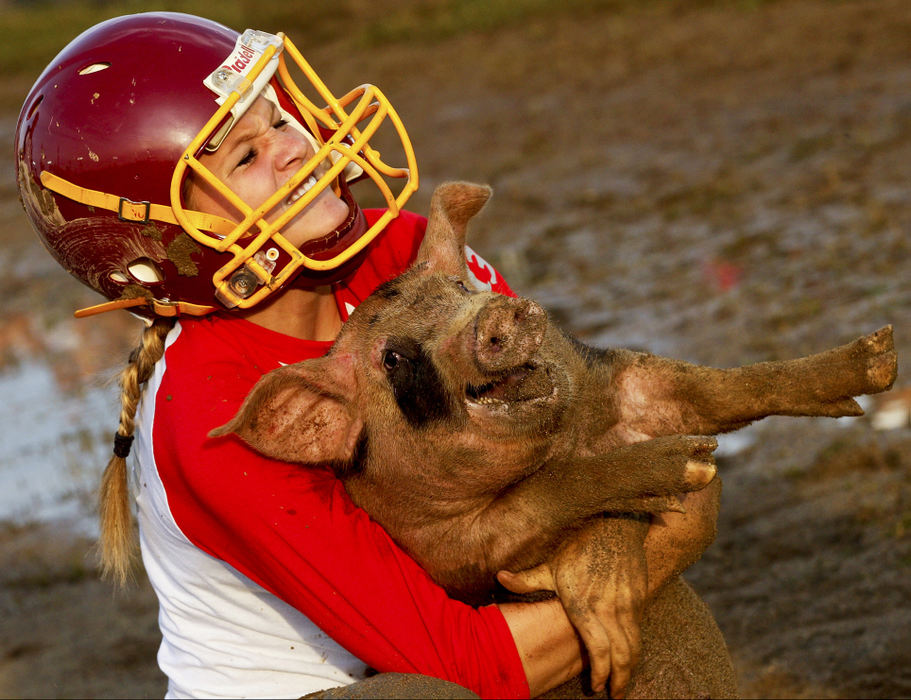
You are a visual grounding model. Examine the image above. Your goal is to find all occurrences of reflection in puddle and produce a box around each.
[0,361,116,534]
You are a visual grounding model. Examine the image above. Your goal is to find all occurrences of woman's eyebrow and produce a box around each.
[225,121,260,150]
[234,106,283,144]
[212,102,279,164]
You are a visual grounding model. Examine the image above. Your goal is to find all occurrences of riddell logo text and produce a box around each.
[224,45,257,73]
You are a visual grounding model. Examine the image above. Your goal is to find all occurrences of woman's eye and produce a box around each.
[237,149,256,168]
[273,118,288,130]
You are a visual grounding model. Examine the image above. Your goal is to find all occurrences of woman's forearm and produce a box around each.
[499,597,584,698]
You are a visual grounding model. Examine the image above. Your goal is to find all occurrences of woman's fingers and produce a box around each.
[571,609,614,694]
[496,565,556,594]
[574,584,640,697]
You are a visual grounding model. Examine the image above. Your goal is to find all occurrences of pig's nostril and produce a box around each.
[486,334,510,353]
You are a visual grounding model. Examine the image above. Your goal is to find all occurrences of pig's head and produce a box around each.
[213,183,568,480]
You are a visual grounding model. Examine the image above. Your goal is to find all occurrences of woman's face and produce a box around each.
[187,96,350,247]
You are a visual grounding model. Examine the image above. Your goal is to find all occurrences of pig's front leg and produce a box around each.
[451,435,717,593]
[608,325,897,438]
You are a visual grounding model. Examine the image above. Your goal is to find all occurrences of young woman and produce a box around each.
[16,12,721,699]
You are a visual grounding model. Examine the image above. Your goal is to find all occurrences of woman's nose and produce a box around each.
[274,128,314,173]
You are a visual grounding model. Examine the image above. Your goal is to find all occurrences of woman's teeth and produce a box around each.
[288,175,318,204]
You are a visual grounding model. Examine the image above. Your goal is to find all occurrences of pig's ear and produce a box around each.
[209,355,363,466]
[416,181,492,276]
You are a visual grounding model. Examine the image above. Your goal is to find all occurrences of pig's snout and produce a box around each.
[475,297,546,372]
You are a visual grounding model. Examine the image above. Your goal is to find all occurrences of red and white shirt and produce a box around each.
[132,209,527,699]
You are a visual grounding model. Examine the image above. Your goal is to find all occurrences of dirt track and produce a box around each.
[1,1,909,697]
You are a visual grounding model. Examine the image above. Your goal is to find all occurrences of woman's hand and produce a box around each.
[497,477,721,698]
[498,516,649,698]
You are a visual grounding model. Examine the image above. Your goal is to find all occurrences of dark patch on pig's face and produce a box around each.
[382,336,455,427]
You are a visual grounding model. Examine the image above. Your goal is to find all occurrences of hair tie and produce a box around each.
[113,432,135,458]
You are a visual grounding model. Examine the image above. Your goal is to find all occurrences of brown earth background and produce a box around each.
[1,0,909,697]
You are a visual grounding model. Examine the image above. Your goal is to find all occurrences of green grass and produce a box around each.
[356,0,793,47]
[0,0,791,80]
[0,0,795,114]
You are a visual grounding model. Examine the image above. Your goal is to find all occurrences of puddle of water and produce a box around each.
[0,183,136,536]
[0,361,116,534]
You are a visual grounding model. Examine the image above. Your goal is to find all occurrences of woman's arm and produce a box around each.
[166,442,536,697]
[500,598,585,697]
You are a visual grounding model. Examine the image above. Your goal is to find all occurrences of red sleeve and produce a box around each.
[154,351,530,699]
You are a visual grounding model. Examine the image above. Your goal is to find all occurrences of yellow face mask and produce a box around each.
[173,29,419,310]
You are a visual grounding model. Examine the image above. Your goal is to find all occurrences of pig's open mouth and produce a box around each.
[465,364,555,407]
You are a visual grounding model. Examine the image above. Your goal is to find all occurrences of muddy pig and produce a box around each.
[214,182,897,698]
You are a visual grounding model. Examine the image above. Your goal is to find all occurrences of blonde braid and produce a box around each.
[99,317,175,585]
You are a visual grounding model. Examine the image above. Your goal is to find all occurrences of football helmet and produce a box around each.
[16,12,418,318]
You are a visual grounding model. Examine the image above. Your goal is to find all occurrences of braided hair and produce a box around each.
[99,317,175,585]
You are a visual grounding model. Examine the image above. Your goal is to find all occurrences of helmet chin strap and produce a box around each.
[73,296,216,319]
[39,170,238,237]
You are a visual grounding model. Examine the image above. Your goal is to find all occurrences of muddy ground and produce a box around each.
[1,0,909,697]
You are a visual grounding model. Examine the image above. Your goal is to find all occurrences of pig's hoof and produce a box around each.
[858,326,897,393]
[861,325,894,355]
[688,435,717,456]
[675,435,718,489]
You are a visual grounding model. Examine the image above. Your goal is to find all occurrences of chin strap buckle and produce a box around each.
[117,196,152,224]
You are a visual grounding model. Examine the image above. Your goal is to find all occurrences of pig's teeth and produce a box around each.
[475,396,507,406]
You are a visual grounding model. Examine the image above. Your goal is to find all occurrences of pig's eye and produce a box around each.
[382,350,402,371]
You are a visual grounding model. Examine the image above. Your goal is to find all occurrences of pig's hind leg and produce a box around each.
[610,325,897,438]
